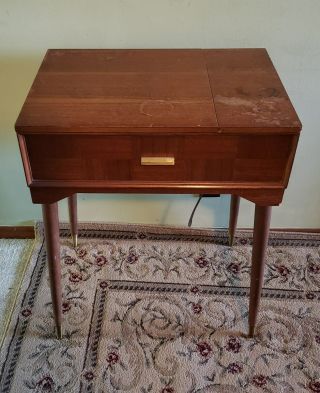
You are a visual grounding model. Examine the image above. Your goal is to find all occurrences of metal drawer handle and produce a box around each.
[141,156,175,166]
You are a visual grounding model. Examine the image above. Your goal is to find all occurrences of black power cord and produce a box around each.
[187,194,220,227]
[188,195,203,227]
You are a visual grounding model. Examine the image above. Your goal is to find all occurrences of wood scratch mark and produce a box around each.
[140,100,174,117]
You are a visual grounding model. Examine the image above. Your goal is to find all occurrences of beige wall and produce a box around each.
[1,0,320,228]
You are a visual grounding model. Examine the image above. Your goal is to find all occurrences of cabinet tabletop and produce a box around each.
[15,48,301,134]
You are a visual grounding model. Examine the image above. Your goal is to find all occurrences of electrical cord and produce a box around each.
[188,195,203,227]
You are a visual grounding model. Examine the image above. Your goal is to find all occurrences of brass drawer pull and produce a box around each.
[141,156,175,166]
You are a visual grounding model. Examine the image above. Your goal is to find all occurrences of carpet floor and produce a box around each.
[0,223,320,393]
[0,238,34,347]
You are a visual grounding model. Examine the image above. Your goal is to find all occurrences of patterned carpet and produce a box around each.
[0,223,320,393]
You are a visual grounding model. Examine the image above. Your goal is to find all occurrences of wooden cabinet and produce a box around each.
[15,49,301,338]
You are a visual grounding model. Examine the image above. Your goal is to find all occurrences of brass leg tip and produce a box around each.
[248,327,255,338]
[56,325,63,339]
[72,234,78,248]
[228,233,234,247]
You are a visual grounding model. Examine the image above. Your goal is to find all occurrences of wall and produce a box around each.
[1,0,320,228]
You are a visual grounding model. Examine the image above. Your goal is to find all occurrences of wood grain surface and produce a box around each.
[24,134,294,183]
[15,49,301,134]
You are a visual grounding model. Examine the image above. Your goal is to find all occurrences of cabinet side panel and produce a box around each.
[17,134,33,185]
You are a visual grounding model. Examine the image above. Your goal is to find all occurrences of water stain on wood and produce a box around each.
[140,100,175,117]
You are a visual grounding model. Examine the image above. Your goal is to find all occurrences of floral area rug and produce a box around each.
[0,223,320,393]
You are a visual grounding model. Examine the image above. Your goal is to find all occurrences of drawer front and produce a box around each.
[25,134,294,183]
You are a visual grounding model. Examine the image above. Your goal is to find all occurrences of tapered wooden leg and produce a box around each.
[228,195,240,246]
[42,203,62,339]
[248,205,272,337]
[68,194,78,248]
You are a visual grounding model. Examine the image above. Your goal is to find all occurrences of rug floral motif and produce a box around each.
[0,223,320,393]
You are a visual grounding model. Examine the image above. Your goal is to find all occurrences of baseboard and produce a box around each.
[238,227,320,233]
[269,228,320,233]
[0,225,319,239]
[0,226,35,239]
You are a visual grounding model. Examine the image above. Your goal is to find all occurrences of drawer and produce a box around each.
[24,134,294,183]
